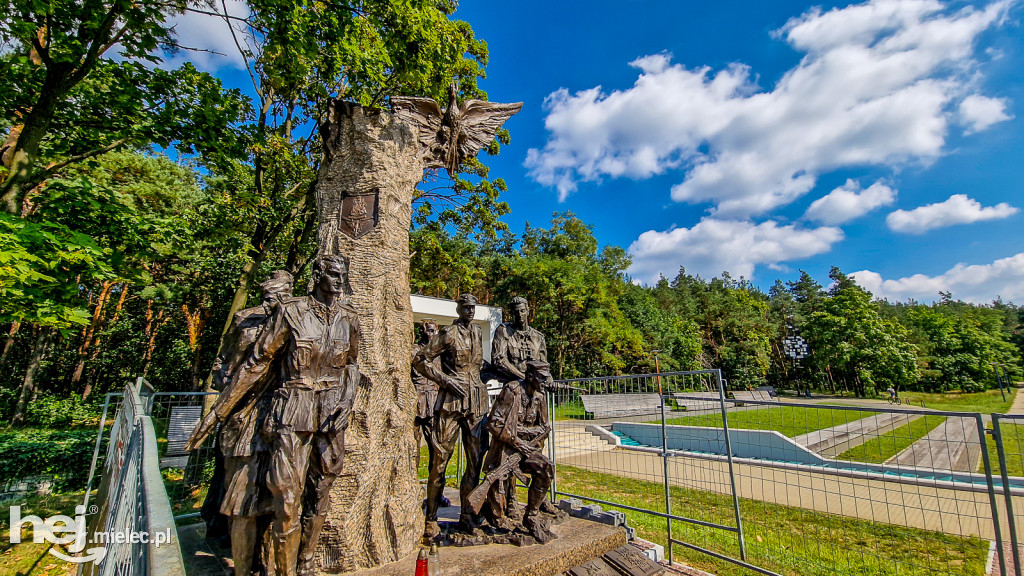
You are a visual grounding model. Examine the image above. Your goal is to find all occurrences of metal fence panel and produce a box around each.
[550,373,1017,576]
[80,379,187,576]
[993,413,1024,576]
[147,392,219,520]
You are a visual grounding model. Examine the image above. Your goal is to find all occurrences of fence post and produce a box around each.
[660,393,673,565]
[716,369,747,562]
[979,414,1008,575]
[993,414,1022,576]
[83,392,116,511]
[548,390,557,502]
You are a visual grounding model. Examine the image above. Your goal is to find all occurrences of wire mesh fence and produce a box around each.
[992,414,1024,576]
[548,370,1024,576]
[146,392,218,522]
[7,372,1024,575]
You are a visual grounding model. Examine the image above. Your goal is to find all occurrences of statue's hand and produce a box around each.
[443,376,467,398]
[514,439,535,455]
[184,410,218,452]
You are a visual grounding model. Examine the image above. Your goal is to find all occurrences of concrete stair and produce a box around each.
[551,424,619,459]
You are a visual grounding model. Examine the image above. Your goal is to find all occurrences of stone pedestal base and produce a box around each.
[346,517,627,576]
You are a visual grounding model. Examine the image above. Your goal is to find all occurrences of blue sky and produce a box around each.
[168,0,1024,303]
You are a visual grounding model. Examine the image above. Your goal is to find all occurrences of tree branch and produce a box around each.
[31,23,52,67]
[218,0,261,96]
[68,3,123,87]
[39,137,130,178]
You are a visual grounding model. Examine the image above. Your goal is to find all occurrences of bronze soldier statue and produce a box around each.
[187,255,361,576]
[475,361,556,543]
[489,296,555,519]
[211,270,296,393]
[491,297,547,383]
[413,293,489,538]
[412,319,451,512]
[200,270,293,568]
[412,319,440,459]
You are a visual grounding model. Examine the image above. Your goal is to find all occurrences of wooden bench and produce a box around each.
[670,392,720,411]
[580,393,662,419]
[731,390,772,403]
[166,406,203,456]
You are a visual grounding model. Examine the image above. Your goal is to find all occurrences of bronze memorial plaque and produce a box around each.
[339,188,379,239]
[567,558,621,576]
[603,545,664,576]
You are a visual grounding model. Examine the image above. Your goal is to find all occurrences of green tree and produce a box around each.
[904,301,1020,392]
[203,0,505,380]
[804,268,918,396]
[0,0,246,212]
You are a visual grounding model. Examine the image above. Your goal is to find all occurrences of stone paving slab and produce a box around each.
[888,416,982,472]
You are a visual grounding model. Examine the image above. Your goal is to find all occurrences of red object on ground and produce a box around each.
[415,548,429,576]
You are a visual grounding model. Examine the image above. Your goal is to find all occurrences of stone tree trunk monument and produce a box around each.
[311,88,520,572]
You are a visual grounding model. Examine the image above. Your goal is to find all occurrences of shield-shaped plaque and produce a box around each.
[339,188,379,239]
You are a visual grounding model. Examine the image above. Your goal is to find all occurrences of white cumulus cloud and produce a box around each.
[959,94,1013,133]
[804,179,897,224]
[153,0,251,72]
[627,219,844,283]
[886,193,1018,233]
[525,0,1012,216]
[851,252,1024,302]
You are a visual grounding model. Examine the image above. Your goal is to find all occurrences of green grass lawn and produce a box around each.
[901,388,1015,414]
[836,415,947,464]
[553,399,588,421]
[555,465,987,576]
[1,491,83,576]
[665,406,878,438]
[417,442,463,484]
[986,419,1024,477]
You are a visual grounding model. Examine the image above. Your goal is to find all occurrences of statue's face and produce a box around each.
[511,303,529,326]
[318,262,347,296]
[457,303,476,322]
[262,284,292,305]
[423,323,438,338]
[525,371,544,391]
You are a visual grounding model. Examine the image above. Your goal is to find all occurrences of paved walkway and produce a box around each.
[1007,387,1024,415]
[793,412,920,457]
[554,444,1016,540]
[889,416,982,472]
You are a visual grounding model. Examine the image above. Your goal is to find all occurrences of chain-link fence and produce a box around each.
[548,370,1024,576]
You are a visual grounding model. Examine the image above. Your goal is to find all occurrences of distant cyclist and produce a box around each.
[886,385,900,405]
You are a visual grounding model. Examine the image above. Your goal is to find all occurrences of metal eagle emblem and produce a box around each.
[391,84,523,177]
[339,188,379,239]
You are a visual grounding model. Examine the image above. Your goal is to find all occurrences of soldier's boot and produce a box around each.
[504,481,523,520]
[296,513,328,576]
[423,520,441,540]
[539,499,559,515]
[457,512,482,534]
[523,488,556,544]
[506,499,524,521]
[272,526,301,576]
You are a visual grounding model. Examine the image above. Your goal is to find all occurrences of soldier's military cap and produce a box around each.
[456,293,479,306]
[525,360,551,378]
[260,269,293,292]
